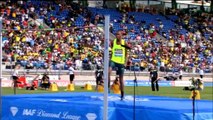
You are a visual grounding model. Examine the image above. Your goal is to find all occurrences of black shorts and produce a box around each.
[179,75,182,80]
[96,77,102,85]
[109,61,125,75]
[70,74,75,82]
[12,76,19,81]
[42,83,50,89]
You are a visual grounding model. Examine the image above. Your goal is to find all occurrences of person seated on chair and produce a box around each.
[26,74,40,90]
[26,82,37,90]
[31,79,39,90]
[41,73,50,90]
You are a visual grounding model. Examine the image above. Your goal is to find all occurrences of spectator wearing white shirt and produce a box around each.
[69,65,75,84]
[75,59,82,70]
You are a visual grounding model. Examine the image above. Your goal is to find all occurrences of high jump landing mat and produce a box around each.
[2,92,213,120]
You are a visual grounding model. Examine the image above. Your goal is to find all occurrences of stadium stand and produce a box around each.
[1,1,212,74]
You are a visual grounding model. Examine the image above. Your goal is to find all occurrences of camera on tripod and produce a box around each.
[183,77,204,91]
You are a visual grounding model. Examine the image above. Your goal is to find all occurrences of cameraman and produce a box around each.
[41,73,50,90]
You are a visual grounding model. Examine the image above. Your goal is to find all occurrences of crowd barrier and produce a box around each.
[2,69,213,77]
[2,79,212,87]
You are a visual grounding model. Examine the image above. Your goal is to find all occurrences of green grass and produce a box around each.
[2,86,212,100]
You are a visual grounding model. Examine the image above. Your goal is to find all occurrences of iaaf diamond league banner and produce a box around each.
[2,93,149,120]
[3,93,213,120]
[2,96,103,120]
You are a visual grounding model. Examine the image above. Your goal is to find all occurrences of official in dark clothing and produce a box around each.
[150,66,159,91]
[41,73,50,90]
[95,65,103,90]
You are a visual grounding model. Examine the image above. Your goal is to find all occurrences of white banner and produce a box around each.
[1,80,95,87]
[174,81,192,87]
[2,80,12,87]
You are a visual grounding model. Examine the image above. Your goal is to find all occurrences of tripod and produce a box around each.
[190,78,201,120]
[133,65,138,120]
[192,89,196,120]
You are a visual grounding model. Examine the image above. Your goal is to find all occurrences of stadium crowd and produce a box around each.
[2,1,104,71]
[1,1,212,73]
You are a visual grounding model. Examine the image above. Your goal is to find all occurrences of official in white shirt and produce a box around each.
[12,65,20,82]
[199,68,204,79]
[12,65,21,93]
[69,65,75,84]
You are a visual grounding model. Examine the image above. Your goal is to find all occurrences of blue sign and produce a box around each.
[204,82,213,87]
[125,80,213,87]
[125,80,172,87]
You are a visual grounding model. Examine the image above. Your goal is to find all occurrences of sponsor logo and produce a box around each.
[10,107,18,116]
[37,109,61,119]
[61,112,81,120]
[86,113,97,120]
[125,81,172,87]
[23,109,36,116]
[22,109,81,120]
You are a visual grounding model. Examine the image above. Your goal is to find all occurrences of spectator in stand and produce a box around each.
[1,0,212,76]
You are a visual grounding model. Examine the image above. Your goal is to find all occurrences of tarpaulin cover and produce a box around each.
[2,92,213,120]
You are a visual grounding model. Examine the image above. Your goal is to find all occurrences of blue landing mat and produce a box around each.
[2,92,213,120]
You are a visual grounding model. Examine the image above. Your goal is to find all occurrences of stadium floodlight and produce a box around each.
[103,15,110,120]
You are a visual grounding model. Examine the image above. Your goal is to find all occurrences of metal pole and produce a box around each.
[10,56,12,77]
[103,15,110,120]
[0,17,3,119]
[58,63,61,80]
